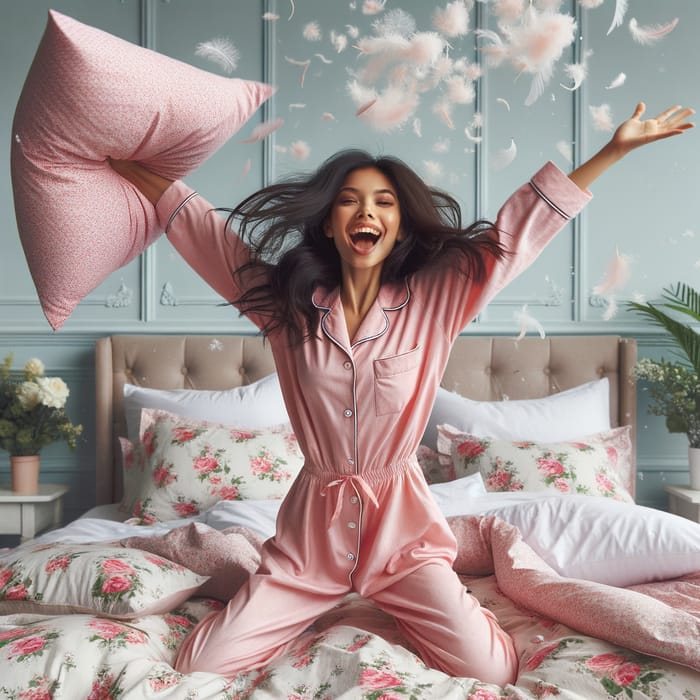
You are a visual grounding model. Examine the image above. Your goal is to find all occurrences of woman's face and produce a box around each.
[325,167,403,274]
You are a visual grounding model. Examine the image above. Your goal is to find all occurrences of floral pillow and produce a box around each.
[437,424,634,502]
[122,409,305,523]
[0,543,207,618]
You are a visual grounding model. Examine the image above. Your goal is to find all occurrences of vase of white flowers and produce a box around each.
[0,354,82,493]
[629,283,700,488]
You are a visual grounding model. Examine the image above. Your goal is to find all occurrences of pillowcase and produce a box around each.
[437,424,634,502]
[476,494,700,587]
[421,378,611,451]
[123,372,288,443]
[10,10,274,330]
[0,542,207,618]
[121,522,264,601]
[123,409,305,522]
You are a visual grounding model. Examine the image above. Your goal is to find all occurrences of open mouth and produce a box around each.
[349,227,381,252]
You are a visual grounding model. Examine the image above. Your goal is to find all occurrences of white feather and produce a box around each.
[330,31,348,53]
[589,103,614,132]
[289,141,311,160]
[602,295,618,321]
[593,246,631,295]
[578,0,604,7]
[195,38,239,74]
[362,0,387,15]
[606,0,628,35]
[514,304,546,340]
[629,17,679,45]
[433,1,471,38]
[491,138,517,170]
[605,72,626,89]
[496,97,511,111]
[303,22,322,42]
[560,49,592,91]
[556,140,573,164]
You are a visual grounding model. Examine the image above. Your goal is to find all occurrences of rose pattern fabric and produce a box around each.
[437,425,634,501]
[121,409,305,522]
[0,543,207,618]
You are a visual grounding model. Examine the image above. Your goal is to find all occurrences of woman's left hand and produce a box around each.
[611,102,694,155]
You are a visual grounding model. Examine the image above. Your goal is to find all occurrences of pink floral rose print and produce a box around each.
[537,457,565,478]
[214,485,241,501]
[173,498,200,518]
[102,559,135,576]
[171,426,200,444]
[142,428,156,456]
[610,661,641,686]
[359,667,404,690]
[194,455,220,477]
[230,429,257,442]
[595,472,615,494]
[44,555,72,574]
[456,439,485,460]
[152,462,177,487]
[467,689,503,700]
[6,631,59,661]
[0,566,13,588]
[5,583,29,600]
[102,574,133,594]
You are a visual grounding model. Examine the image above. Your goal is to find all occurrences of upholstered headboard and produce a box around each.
[95,334,637,505]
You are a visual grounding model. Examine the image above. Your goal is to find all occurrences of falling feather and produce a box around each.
[355,98,378,116]
[288,0,295,21]
[433,1,471,38]
[515,304,546,340]
[413,118,423,137]
[242,159,252,177]
[492,0,527,25]
[331,31,348,52]
[605,72,626,89]
[285,56,311,87]
[464,126,483,143]
[373,8,416,37]
[423,160,444,182]
[556,140,573,164]
[289,140,311,160]
[241,118,285,143]
[606,0,628,35]
[445,75,475,104]
[593,246,631,296]
[321,112,336,121]
[433,99,455,129]
[589,103,614,132]
[314,53,333,64]
[578,0,604,7]
[363,0,387,15]
[629,17,679,45]
[195,38,239,74]
[560,49,593,91]
[433,138,450,153]
[288,103,306,110]
[262,12,280,21]
[602,296,619,321]
[491,138,517,170]
[303,22,322,41]
[496,97,511,111]
[355,87,419,131]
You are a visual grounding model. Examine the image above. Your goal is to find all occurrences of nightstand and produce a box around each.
[665,484,700,523]
[0,484,68,542]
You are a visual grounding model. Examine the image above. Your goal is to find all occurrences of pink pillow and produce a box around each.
[10,10,274,330]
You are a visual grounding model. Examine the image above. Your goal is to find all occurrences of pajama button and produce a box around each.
[348,521,357,529]
[343,361,352,370]
[347,553,355,560]
[350,496,359,504]
[344,409,353,417]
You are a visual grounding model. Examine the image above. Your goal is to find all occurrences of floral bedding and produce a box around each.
[1,497,699,699]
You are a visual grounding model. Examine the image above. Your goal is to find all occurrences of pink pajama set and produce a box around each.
[157,162,590,685]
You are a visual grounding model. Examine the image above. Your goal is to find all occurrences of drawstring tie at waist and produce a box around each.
[320,475,379,528]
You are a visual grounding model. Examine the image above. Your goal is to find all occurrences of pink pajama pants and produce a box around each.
[174,471,517,686]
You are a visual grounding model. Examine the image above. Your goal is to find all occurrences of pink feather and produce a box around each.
[432,2,471,38]
[628,17,679,45]
[593,246,631,296]
[241,118,285,143]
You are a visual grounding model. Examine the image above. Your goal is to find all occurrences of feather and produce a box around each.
[355,98,378,116]
[413,118,423,137]
[289,141,311,160]
[285,56,311,87]
[471,112,484,128]
[593,246,631,295]
[314,53,333,64]
[589,103,614,132]
[525,71,548,107]
[514,304,546,340]
[355,86,419,131]
[288,103,306,110]
[605,72,626,89]
[241,118,285,143]
[288,0,295,21]
[433,138,450,153]
[496,97,511,111]
[433,99,455,129]
[445,75,476,104]
[602,295,618,321]
[330,31,348,53]
[629,17,679,45]
[606,0,628,35]
[423,160,444,182]
[262,12,280,21]
[303,22,322,42]
[492,0,526,25]
[433,1,471,38]
[560,49,593,91]
[195,38,239,74]
[241,159,251,178]
[556,140,573,164]
[321,112,336,121]
[373,8,416,37]
[346,25,360,39]
[464,126,483,143]
[491,138,517,169]
[578,0,604,7]
[362,0,387,15]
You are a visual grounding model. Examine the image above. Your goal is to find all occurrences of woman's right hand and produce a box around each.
[108,158,174,206]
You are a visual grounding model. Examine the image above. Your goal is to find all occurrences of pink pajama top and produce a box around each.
[157,162,591,595]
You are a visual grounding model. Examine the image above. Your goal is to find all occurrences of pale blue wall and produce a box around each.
[1,0,698,520]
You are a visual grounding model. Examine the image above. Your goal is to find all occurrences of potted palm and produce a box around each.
[628,283,700,487]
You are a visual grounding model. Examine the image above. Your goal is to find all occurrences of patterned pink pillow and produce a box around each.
[123,409,305,523]
[10,10,273,330]
[437,424,634,502]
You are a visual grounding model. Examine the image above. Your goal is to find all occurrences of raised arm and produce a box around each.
[568,102,695,191]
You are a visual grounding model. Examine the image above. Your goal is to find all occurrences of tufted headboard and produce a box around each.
[95,334,637,505]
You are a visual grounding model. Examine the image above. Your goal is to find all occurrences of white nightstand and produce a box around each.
[0,484,68,542]
[665,484,700,523]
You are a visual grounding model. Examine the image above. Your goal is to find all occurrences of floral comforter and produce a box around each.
[1,511,700,699]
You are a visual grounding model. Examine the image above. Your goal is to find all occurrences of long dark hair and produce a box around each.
[226,149,506,344]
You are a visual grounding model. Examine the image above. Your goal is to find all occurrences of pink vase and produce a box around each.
[10,455,40,494]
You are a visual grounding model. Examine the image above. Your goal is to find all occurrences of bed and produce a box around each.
[1,333,700,699]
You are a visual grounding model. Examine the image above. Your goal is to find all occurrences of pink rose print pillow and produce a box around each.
[121,409,304,523]
[10,10,274,330]
[0,543,207,619]
[437,424,634,502]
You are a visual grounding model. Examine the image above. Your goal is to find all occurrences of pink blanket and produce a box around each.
[123,516,700,672]
[448,514,700,672]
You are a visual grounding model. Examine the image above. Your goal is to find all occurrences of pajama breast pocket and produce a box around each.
[373,346,421,416]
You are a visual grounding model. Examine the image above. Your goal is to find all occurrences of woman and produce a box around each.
[110,102,693,685]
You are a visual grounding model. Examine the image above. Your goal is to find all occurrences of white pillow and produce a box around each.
[123,373,288,442]
[422,378,611,450]
[482,494,700,587]
[428,472,487,511]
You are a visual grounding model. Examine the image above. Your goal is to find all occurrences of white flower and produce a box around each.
[16,381,41,410]
[37,377,69,409]
[23,358,44,378]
